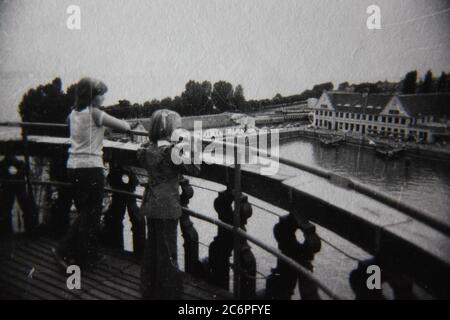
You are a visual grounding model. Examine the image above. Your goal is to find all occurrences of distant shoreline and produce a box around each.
[278,127,450,163]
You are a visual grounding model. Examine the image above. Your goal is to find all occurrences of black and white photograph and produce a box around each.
[0,0,449,305]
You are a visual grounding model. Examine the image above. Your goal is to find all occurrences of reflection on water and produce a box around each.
[280,137,450,226]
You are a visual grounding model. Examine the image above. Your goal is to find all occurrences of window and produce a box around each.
[356,124,360,131]
[346,113,349,119]
[362,115,366,120]
[388,117,392,123]
[315,110,318,115]
[369,115,373,121]
[356,114,360,120]
[345,123,349,130]
[382,116,386,123]
[401,118,406,125]
[320,111,323,116]
[394,118,399,124]
[351,113,355,119]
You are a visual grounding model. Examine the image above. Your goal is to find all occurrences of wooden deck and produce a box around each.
[0,236,232,300]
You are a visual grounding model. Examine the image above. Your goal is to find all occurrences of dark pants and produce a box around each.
[58,167,104,267]
[141,218,182,300]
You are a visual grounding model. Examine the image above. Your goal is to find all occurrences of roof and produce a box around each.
[325,92,393,115]
[322,92,450,118]
[397,93,450,118]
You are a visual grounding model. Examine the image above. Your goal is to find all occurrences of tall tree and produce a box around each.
[233,84,246,111]
[181,80,212,115]
[401,70,417,94]
[437,72,449,93]
[211,81,234,112]
[419,70,434,93]
[18,77,70,136]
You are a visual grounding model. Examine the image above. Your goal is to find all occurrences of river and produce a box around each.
[279,136,450,227]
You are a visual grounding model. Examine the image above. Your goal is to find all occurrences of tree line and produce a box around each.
[18,70,450,136]
[338,70,450,95]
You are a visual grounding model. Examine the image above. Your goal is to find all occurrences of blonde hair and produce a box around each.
[148,109,182,143]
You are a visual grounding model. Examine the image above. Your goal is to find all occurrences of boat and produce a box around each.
[320,135,344,147]
[375,146,404,159]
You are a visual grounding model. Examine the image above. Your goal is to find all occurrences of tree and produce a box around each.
[437,72,449,93]
[401,70,417,94]
[18,77,70,136]
[233,84,246,111]
[211,81,234,112]
[419,70,434,93]
[338,82,349,91]
[118,99,131,107]
[181,80,213,115]
[272,93,283,104]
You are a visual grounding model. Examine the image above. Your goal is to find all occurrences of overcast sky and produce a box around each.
[0,0,449,120]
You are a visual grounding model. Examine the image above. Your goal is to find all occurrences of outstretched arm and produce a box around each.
[92,108,131,132]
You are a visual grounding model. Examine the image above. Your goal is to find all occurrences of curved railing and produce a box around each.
[0,121,449,299]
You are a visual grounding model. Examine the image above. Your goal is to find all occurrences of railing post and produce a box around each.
[179,178,201,276]
[233,136,242,299]
[124,170,145,257]
[0,155,18,236]
[103,165,144,255]
[0,155,38,236]
[266,213,321,299]
[237,196,256,299]
[349,258,384,300]
[47,152,72,237]
[350,257,416,300]
[208,187,235,289]
[21,127,39,234]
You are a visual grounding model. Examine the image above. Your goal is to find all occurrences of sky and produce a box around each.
[0,0,449,121]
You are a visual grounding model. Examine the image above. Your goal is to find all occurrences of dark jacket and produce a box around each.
[137,140,199,219]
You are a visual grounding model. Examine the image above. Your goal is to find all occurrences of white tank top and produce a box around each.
[67,107,105,169]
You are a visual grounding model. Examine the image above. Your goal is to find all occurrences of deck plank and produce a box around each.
[0,236,232,300]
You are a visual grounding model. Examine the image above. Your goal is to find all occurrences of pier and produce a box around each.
[1,123,450,300]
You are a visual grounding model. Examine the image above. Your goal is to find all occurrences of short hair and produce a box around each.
[148,109,182,143]
[74,77,108,111]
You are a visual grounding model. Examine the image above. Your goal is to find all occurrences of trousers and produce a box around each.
[58,167,104,267]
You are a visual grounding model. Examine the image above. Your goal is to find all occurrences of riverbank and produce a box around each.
[277,127,450,162]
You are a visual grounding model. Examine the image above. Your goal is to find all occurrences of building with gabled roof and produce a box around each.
[312,91,450,143]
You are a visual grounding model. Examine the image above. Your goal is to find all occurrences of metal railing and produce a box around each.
[1,120,449,299]
[0,121,344,299]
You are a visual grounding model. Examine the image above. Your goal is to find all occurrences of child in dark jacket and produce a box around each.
[137,109,199,299]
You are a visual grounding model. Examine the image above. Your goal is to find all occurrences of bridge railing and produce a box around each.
[1,121,449,299]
